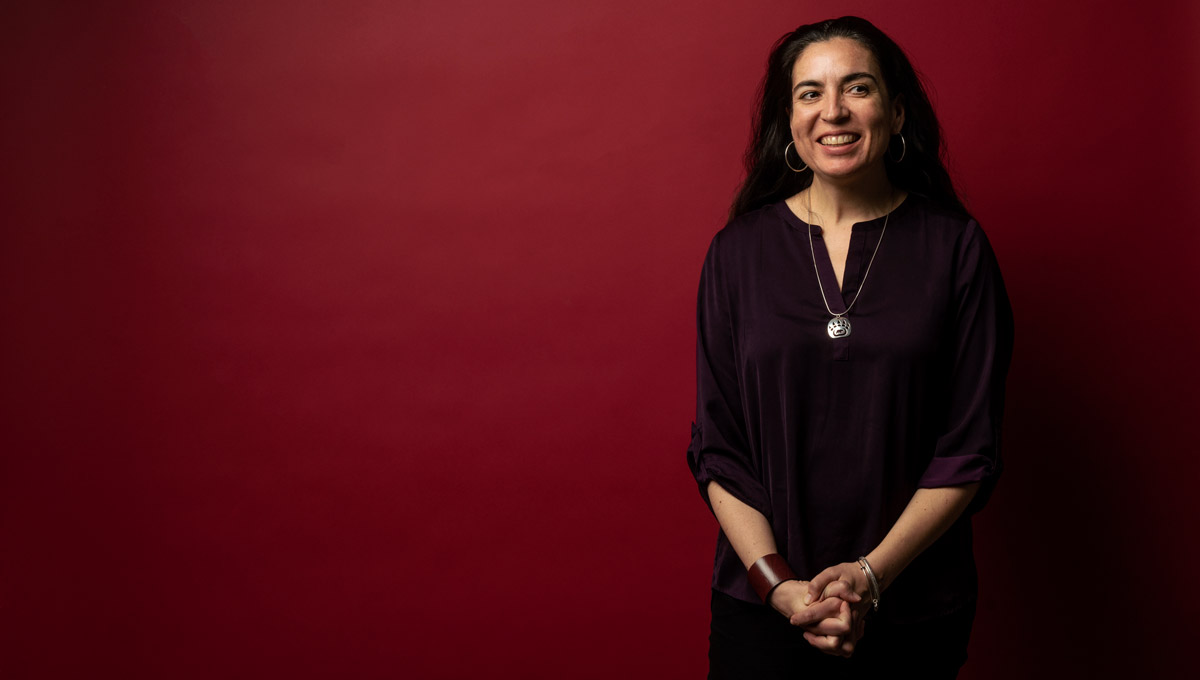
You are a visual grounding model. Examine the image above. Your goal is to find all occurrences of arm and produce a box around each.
[706,479,776,570]
[708,480,856,635]
[801,483,979,610]
[865,482,979,592]
[797,483,978,655]
[689,232,855,642]
[687,232,770,516]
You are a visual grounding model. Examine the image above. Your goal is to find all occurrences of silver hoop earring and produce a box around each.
[890,134,906,163]
[785,141,808,172]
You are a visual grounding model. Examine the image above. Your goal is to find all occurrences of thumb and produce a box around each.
[806,569,836,604]
[789,595,838,627]
[802,580,822,605]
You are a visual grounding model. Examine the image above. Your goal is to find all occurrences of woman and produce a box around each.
[686,16,1013,678]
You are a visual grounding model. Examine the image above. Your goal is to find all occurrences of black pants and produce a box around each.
[708,589,974,679]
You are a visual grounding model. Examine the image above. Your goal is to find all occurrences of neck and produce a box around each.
[805,168,897,225]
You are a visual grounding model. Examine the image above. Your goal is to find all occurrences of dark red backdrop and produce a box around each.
[3,0,1198,677]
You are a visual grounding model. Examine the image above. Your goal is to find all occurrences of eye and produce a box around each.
[798,90,820,101]
[847,84,870,95]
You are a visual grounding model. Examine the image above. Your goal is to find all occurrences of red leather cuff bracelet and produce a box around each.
[747,553,797,604]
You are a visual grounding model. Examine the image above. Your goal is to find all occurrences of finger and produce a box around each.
[844,616,866,654]
[840,637,856,658]
[820,579,862,603]
[806,568,838,604]
[837,605,856,656]
[788,596,842,627]
[796,599,852,634]
[834,599,853,629]
[835,602,854,633]
[802,631,845,656]
[804,581,821,605]
[800,616,851,636]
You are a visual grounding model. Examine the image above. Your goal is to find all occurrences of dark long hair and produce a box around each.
[729,16,968,220]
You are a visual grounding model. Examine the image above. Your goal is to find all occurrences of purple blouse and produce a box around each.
[687,194,1013,622]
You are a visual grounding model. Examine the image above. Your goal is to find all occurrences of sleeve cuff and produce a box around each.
[687,423,771,517]
[917,453,994,488]
[918,453,1002,514]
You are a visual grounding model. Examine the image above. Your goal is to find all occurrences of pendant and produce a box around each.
[827,316,851,339]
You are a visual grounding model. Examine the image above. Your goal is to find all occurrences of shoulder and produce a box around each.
[903,193,976,233]
[902,193,997,255]
[696,203,786,288]
[710,202,789,254]
[699,202,788,283]
[903,197,1009,301]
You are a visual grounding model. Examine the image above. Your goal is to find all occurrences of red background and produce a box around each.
[3,0,1198,677]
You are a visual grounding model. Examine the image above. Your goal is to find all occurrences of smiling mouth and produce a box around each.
[819,134,860,146]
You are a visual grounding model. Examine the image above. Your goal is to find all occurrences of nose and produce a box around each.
[821,92,848,121]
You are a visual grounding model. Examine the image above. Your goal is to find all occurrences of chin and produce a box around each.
[814,165,871,182]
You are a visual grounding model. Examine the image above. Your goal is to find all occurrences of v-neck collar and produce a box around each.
[776,194,911,308]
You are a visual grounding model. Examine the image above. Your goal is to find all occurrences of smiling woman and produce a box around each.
[686,16,1013,679]
[788,38,903,186]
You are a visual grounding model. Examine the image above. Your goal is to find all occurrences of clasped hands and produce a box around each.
[767,562,873,657]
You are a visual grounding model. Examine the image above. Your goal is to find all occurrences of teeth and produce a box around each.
[820,134,858,145]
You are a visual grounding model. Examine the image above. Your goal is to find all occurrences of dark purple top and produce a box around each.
[687,194,1013,622]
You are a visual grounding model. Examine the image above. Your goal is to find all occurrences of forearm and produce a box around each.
[706,480,777,569]
[707,480,850,628]
[865,483,980,592]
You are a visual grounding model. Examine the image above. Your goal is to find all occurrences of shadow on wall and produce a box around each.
[968,245,1182,679]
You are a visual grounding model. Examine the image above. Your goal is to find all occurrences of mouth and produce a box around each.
[818,134,860,146]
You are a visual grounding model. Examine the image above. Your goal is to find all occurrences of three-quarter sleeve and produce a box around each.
[917,220,1014,511]
[686,231,771,517]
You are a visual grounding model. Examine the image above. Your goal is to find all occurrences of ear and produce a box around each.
[891,93,905,135]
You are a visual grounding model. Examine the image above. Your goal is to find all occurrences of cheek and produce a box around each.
[788,111,810,137]
[873,107,895,132]
[864,112,892,143]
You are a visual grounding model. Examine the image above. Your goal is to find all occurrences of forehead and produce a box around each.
[790,37,881,85]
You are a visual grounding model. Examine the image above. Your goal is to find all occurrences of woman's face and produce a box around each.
[789,37,904,185]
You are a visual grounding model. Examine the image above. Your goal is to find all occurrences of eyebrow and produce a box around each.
[792,72,879,94]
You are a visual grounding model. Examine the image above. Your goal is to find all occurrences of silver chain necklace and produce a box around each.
[805,191,895,339]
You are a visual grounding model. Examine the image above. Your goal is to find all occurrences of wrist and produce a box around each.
[765,579,802,615]
[747,553,798,606]
[856,556,882,612]
[863,549,893,593]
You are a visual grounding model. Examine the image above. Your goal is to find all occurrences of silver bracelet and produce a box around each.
[857,556,881,612]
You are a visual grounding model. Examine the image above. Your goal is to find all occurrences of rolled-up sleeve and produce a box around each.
[918,220,1014,512]
[686,231,770,517]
